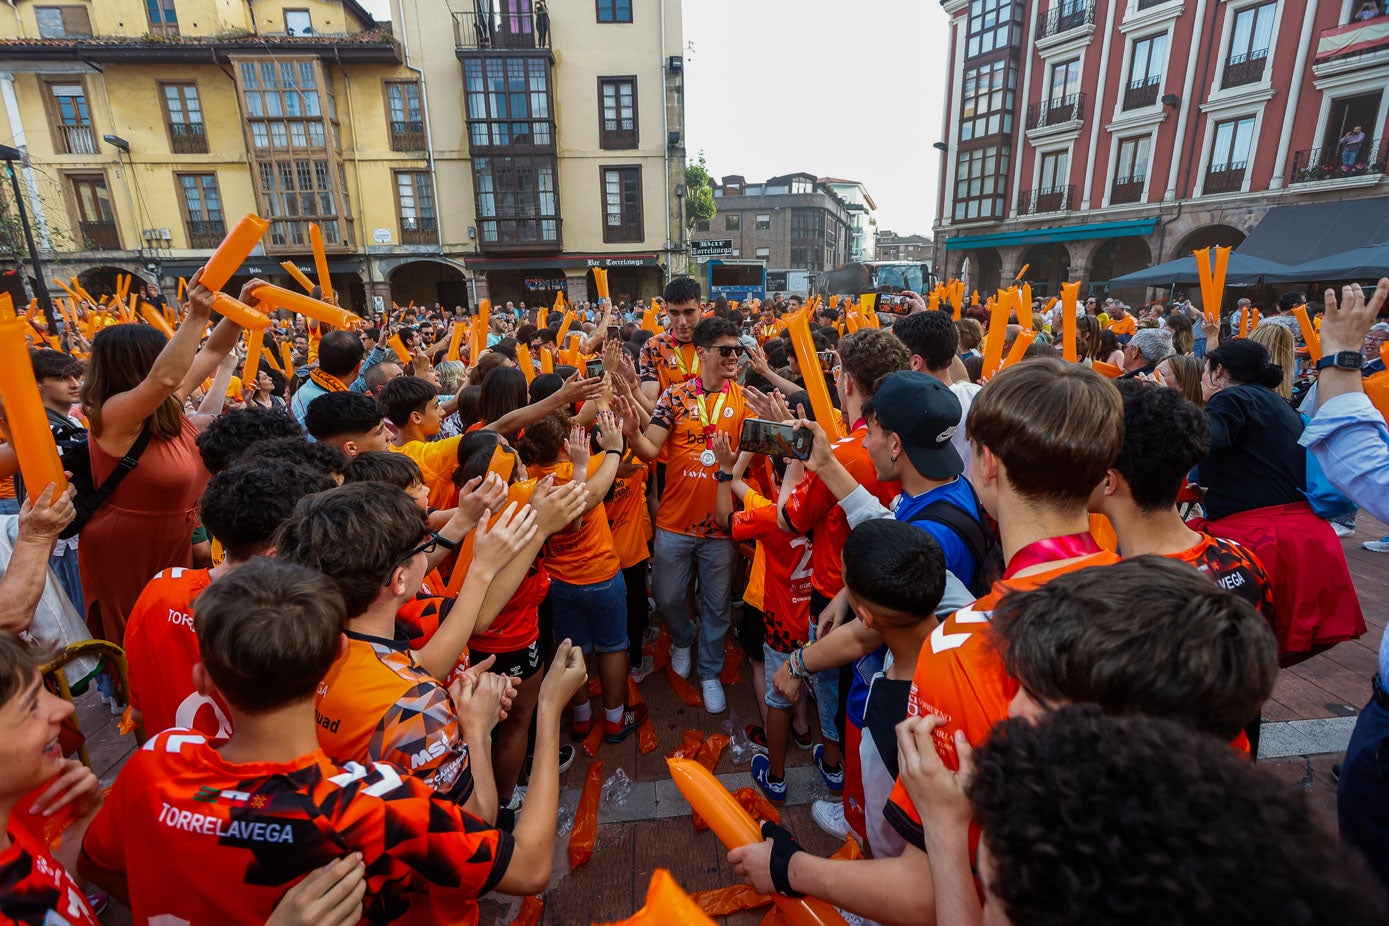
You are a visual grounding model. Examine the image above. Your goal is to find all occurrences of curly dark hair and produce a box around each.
[200,459,336,561]
[837,328,910,397]
[968,707,1389,926]
[195,408,305,474]
[517,411,570,466]
[664,276,701,305]
[991,557,1276,739]
[1110,380,1210,511]
[242,436,349,480]
[692,316,742,347]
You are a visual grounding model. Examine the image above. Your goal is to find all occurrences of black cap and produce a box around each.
[870,371,964,479]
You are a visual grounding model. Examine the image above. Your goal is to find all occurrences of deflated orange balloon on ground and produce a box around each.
[597,869,717,926]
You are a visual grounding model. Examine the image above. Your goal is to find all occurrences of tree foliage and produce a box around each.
[683,154,716,230]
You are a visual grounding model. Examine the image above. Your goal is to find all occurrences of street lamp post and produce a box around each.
[0,144,56,336]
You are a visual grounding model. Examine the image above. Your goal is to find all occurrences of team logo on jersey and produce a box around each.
[193,787,251,806]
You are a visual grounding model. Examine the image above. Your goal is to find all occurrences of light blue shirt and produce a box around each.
[351,344,396,393]
[1298,392,1389,679]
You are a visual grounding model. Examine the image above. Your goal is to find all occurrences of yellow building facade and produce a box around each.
[0,0,686,312]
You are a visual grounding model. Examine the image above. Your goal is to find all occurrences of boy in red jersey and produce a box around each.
[124,459,336,738]
[79,558,588,925]
[713,437,813,806]
[729,357,1125,925]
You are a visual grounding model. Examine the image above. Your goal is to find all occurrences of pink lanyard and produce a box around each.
[1002,532,1102,580]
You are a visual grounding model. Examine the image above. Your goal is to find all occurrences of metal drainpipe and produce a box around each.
[334,48,372,309]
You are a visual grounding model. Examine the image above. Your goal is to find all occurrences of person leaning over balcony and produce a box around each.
[1356,1,1381,23]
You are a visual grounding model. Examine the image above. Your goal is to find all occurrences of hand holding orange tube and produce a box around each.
[1291,303,1322,361]
[784,308,843,439]
[0,316,68,502]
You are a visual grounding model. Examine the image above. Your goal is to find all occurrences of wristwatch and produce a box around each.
[714,470,735,483]
[1316,351,1364,372]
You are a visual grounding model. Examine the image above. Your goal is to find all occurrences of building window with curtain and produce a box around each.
[385,81,425,151]
[954,145,1010,221]
[46,82,95,155]
[1125,33,1165,109]
[965,0,1020,58]
[959,60,1016,141]
[147,0,179,36]
[69,174,118,250]
[602,166,642,243]
[463,57,554,149]
[1206,116,1255,194]
[395,172,438,245]
[178,174,225,249]
[598,77,637,149]
[1111,135,1151,203]
[162,83,207,154]
[1224,2,1274,88]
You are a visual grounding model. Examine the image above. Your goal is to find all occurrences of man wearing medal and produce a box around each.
[617,314,750,714]
[639,278,705,404]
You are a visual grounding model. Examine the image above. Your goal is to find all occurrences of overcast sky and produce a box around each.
[361,0,951,234]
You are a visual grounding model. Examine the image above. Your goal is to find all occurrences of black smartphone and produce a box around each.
[606,325,621,341]
[866,294,910,316]
[739,418,813,460]
[585,358,605,377]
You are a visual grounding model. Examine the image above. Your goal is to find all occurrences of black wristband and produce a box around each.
[431,531,458,551]
[761,821,805,898]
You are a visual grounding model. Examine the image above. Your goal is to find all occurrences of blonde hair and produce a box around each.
[1248,325,1294,399]
[1160,354,1206,407]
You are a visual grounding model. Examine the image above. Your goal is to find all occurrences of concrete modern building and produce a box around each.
[0,0,685,312]
[930,0,1389,299]
[821,178,878,261]
[876,231,933,262]
[691,172,854,293]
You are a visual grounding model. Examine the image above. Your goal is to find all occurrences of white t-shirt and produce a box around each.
[949,380,982,477]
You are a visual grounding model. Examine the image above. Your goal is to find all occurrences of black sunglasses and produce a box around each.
[711,344,745,358]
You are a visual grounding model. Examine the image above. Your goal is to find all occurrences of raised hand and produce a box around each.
[473,501,539,574]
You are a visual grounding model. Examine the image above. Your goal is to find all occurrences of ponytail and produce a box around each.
[1258,363,1284,390]
[1206,339,1283,390]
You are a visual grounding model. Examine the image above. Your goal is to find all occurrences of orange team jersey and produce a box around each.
[396,435,463,510]
[2,814,100,925]
[651,379,750,538]
[607,467,653,569]
[638,332,701,395]
[1169,533,1276,622]
[731,491,813,653]
[884,547,1122,850]
[450,481,549,654]
[80,730,511,926]
[783,423,900,598]
[1107,315,1136,336]
[124,567,232,739]
[314,631,474,804]
[395,594,471,687]
[527,460,620,584]
[199,375,243,399]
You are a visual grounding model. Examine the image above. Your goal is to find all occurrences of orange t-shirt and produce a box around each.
[314,632,475,804]
[1167,533,1276,621]
[638,332,701,396]
[606,467,653,569]
[883,547,1122,849]
[80,730,511,926]
[124,567,231,739]
[1106,315,1136,336]
[451,481,549,654]
[731,491,813,653]
[528,460,620,585]
[396,435,464,510]
[650,379,749,538]
[783,423,900,598]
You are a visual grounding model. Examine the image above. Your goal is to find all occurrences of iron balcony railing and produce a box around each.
[1110,176,1145,204]
[186,218,226,249]
[1123,76,1161,110]
[1017,185,1075,214]
[1290,137,1387,185]
[79,220,119,250]
[1204,162,1247,194]
[400,215,439,245]
[168,121,208,154]
[389,120,426,152]
[1026,92,1086,129]
[454,10,550,50]
[1223,49,1268,88]
[1036,2,1095,39]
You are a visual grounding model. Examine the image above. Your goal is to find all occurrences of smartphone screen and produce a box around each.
[738,418,813,460]
[607,325,621,341]
[586,358,605,377]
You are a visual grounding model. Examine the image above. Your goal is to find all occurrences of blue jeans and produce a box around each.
[50,549,84,617]
[806,613,841,745]
[651,528,737,680]
[1339,677,1389,890]
[550,571,628,654]
[0,498,19,515]
[1343,146,1362,169]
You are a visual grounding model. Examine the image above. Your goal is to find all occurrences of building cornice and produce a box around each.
[1118,0,1185,35]
[1198,84,1276,116]
[1106,106,1168,134]
[1035,24,1097,59]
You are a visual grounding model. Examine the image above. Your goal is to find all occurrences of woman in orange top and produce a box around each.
[517,411,647,745]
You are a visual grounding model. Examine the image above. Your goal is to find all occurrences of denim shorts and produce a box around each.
[763,644,797,711]
[550,571,628,654]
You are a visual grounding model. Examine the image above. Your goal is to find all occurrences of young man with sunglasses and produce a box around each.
[617,317,752,713]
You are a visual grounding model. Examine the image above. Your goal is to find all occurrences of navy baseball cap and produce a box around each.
[869,371,964,479]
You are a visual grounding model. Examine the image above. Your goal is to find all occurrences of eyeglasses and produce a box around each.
[711,344,745,358]
[400,534,437,566]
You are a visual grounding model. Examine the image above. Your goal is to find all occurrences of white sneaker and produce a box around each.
[630,655,656,684]
[810,798,850,840]
[670,645,692,678]
[1365,537,1389,554]
[1330,521,1355,538]
[701,678,727,714]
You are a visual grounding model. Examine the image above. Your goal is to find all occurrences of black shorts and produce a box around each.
[471,639,543,681]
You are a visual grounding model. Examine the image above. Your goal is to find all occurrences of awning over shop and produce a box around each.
[1237,196,1389,267]
[1262,241,1389,283]
[464,253,661,270]
[159,257,362,277]
[943,219,1157,251]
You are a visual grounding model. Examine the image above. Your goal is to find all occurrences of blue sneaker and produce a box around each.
[751,753,787,806]
[814,744,844,796]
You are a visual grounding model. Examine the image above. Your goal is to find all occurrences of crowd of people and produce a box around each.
[0,265,1386,926]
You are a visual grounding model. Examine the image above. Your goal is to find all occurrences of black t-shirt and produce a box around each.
[1199,383,1306,521]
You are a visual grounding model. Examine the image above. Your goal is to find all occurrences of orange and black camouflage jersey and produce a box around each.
[638,332,701,395]
[396,594,471,688]
[1,816,100,925]
[1171,534,1276,623]
[651,379,749,538]
[81,730,511,926]
[315,631,474,805]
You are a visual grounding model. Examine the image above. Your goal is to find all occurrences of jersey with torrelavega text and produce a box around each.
[80,730,511,926]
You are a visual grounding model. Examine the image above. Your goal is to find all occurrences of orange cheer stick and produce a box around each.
[0,292,13,321]
[981,291,1012,379]
[260,344,283,375]
[784,307,844,439]
[201,215,269,292]
[279,341,296,377]
[592,267,610,302]
[597,870,717,926]
[667,759,848,926]
[280,261,316,294]
[1002,330,1037,369]
[242,325,265,387]
[1291,304,1322,362]
[486,443,515,483]
[1060,281,1080,363]
[211,293,271,330]
[445,318,466,363]
[539,346,554,374]
[308,222,334,302]
[555,310,575,354]
[138,301,174,339]
[1013,262,1031,282]
[385,333,411,363]
[515,343,535,383]
[0,317,69,502]
[249,284,361,330]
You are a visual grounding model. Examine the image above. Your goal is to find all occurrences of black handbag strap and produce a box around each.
[88,428,153,507]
